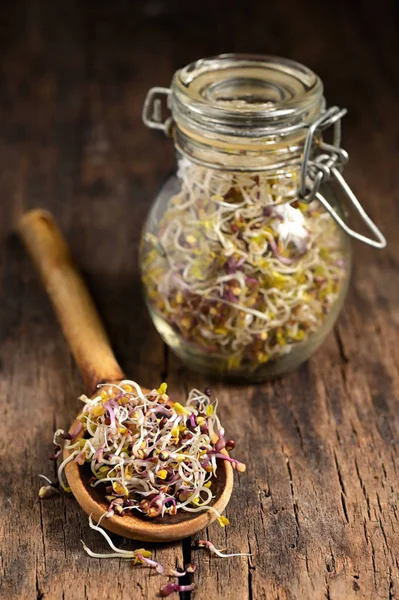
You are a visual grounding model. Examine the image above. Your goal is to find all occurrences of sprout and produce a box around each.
[196,540,251,558]
[217,515,230,527]
[38,474,58,486]
[185,563,197,573]
[160,583,196,597]
[50,445,62,460]
[81,515,165,572]
[140,157,347,375]
[55,382,245,520]
[135,554,164,574]
[38,485,59,499]
[81,540,160,567]
[87,514,140,556]
[168,563,197,577]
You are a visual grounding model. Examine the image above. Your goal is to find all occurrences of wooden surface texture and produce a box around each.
[0,0,398,598]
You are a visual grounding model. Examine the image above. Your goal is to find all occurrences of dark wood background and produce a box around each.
[0,0,398,599]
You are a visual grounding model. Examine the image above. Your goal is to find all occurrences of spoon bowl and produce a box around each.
[65,412,233,542]
[19,210,234,542]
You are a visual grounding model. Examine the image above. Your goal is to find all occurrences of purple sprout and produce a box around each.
[223,289,239,303]
[245,276,258,286]
[161,497,177,508]
[160,583,196,597]
[224,255,245,274]
[136,554,164,574]
[50,445,62,460]
[210,452,246,472]
[214,428,225,452]
[93,447,104,462]
[268,236,296,265]
[263,205,275,217]
[200,454,211,468]
[104,399,118,430]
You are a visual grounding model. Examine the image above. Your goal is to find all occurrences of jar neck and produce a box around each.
[173,124,319,172]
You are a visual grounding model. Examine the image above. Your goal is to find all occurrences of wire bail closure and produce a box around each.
[143,87,386,249]
[299,106,386,248]
[142,87,174,136]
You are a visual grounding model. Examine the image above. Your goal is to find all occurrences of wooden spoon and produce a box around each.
[18,209,233,542]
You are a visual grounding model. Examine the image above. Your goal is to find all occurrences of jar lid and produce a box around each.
[170,54,324,138]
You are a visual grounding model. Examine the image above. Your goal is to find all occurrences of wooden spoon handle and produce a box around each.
[18,209,124,395]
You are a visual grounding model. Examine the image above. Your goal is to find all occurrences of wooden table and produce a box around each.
[1,1,398,598]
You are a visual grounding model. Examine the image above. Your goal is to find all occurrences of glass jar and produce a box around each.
[140,55,386,382]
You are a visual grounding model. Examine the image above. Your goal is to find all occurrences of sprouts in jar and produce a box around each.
[141,159,348,379]
[140,55,385,381]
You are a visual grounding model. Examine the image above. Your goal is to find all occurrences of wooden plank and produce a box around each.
[0,0,398,599]
[0,2,179,599]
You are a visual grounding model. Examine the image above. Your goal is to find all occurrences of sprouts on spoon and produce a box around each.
[41,381,249,596]
[54,381,245,521]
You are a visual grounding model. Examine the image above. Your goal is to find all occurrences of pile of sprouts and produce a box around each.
[141,157,347,376]
[42,381,248,596]
[54,380,245,520]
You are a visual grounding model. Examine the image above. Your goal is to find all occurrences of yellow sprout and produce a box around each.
[171,426,179,437]
[175,290,184,304]
[92,405,105,417]
[173,402,190,415]
[157,382,168,395]
[112,482,128,496]
[217,515,230,527]
[185,234,196,245]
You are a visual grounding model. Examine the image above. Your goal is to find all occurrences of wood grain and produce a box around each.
[0,0,398,599]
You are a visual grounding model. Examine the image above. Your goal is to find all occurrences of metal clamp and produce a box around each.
[142,90,386,249]
[142,87,173,136]
[300,106,386,249]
